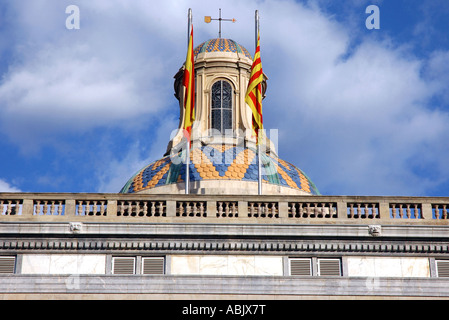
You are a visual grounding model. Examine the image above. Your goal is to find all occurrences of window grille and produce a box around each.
[0,256,16,274]
[112,257,135,275]
[142,257,165,275]
[318,259,341,276]
[289,258,342,276]
[436,260,449,277]
[289,258,312,276]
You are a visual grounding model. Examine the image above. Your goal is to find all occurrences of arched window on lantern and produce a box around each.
[211,80,233,134]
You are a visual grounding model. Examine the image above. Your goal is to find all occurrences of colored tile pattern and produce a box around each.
[194,38,252,59]
[120,145,319,195]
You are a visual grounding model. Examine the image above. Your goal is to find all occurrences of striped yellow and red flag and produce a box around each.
[245,32,263,144]
[183,23,195,144]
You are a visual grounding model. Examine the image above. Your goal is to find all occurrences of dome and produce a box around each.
[193,38,252,60]
[120,145,319,195]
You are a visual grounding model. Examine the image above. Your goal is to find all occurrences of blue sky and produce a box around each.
[1,0,449,196]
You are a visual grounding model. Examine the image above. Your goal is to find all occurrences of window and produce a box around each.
[289,258,312,276]
[317,259,341,276]
[289,257,341,276]
[112,256,165,275]
[436,260,449,277]
[142,257,165,275]
[211,80,233,133]
[0,256,16,274]
[112,257,135,275]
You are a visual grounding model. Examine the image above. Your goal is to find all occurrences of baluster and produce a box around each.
[406,204,411,219]
[434,204,440,219]
[217,202,223,217]
[100,201,105,216]
[249,203,255,217]
[85,200,91,216]
[6,201,12,215]
[232,202,237,217]
[126,201,132,216]
[443,205,447,219]
[50,201,55,215]
[399,204,403,218]
[363,203,369,218]
[193,202,198,217]
[263,203,268,217]
[315,203,320,218]
[159,202,164,216]
[256,203,262,218]
[0,200,3,215]
[328,203,334,218]
[319,203,325,218]
[92,201,97,216]
[35,200,41,215]
[225,202,230,217]
[58,201,63,216]
[298,203,303,218]
[199,202,205,217]
[265,203,270,218]
[305,203,311,218]
[77,201,83,216]
[41,201,47,215]
[391,204,396,219]
[355,203,361,218]
[273,203,278,218]
[349,203,354,219]
[117,201,123,216]
[289,203,296,218]
[135,201,141,216]
[413,204,419,219]
[185,202,191,217]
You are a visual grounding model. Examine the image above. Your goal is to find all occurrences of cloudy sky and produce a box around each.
[0,0,449,196]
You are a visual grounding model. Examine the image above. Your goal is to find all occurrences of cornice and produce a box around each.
[1,221,449,239]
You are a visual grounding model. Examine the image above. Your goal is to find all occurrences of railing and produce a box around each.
[1,193,449,225]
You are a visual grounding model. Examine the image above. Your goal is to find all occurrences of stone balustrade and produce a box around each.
[1,193,449,224]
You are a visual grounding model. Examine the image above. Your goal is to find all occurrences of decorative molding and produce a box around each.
[69,222,83,233]
[2,222,449,239]
[1,238,448,255]
[1,274,449,298]
[368,225,381,237]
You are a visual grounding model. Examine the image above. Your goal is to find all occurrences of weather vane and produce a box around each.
[204,8,236,38]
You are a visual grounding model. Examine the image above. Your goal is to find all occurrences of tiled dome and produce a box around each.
[193,38,252,59]
[120,145,319,195]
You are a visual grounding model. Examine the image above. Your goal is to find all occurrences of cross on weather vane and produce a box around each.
[204,8,236,38]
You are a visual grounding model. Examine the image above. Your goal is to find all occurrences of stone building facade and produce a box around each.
[1,36,449,300]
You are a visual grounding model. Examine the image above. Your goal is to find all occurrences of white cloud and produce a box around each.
[1,0,448,196]
[0,0,180,152]
[95,117,178,193]
[0,179,21,192]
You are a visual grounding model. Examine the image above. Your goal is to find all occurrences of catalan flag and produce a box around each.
[183,23,195,145]
[245,32,263,144]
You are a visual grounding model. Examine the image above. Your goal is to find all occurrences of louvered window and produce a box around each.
[112,257,135,275]
[0,256,16,274]
[142,257,165,275]
[436,260,449,277]
[289,258,312,276]
[318,259,341,276]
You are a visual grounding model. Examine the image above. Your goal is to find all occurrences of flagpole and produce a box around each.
[254,10,262,196]
[185,8,192,195]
